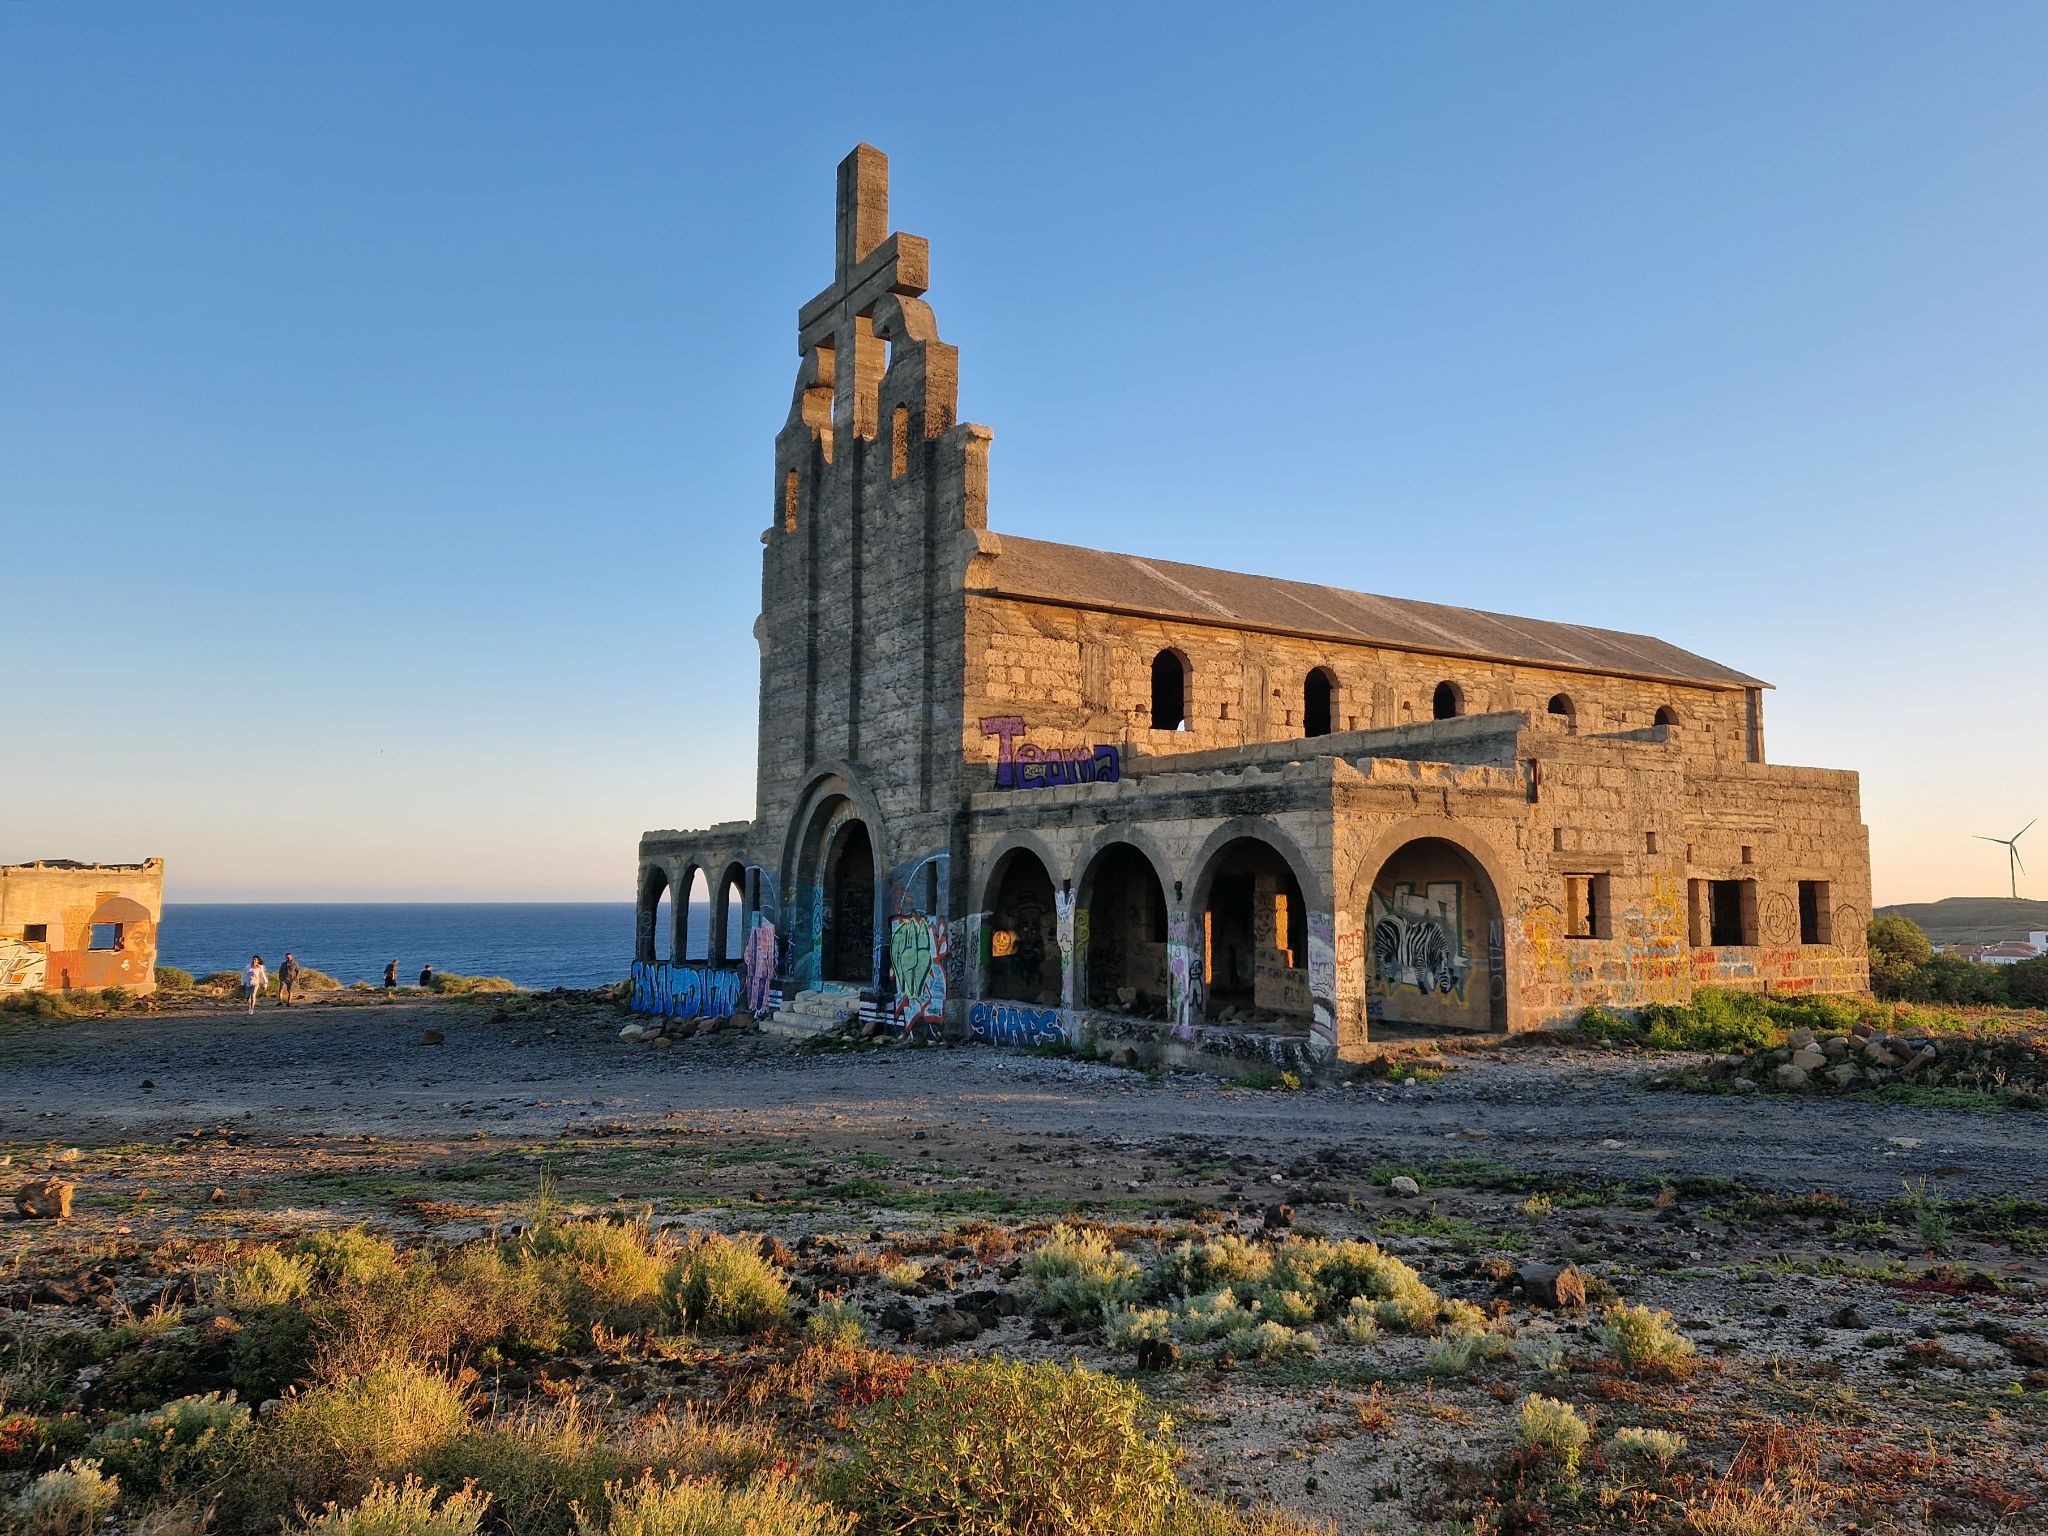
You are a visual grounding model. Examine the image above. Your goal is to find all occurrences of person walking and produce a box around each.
[243,955,268,1015]
[383,959,398,990]
[278,952,302,1007]
[418,963,434,989]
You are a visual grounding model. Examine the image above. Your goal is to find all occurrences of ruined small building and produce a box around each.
[1,859,165,996]
[635,146,1872,1065]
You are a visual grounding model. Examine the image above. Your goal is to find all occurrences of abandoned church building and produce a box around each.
[634,145,1872,1066]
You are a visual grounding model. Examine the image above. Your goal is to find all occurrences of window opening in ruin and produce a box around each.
[922,862,939,916]
[1547,693,1575,723]
[783,471,799,533]
[23,925,47,943]
[1798,881,1832,946]
[1432,681,1462,720]
[1563,875,1608,940]
[1083,843,1170,1014]
[1707,879,1753,947]
[987,848,1061,1005]
[1303,669,1335,738]
[721,876,745,962]
[644,870,673,963]
[890,405,909,479]
[1197,839,1310,1024]
[682,868,711,961]
[824,821,876,985]
[1654,705,1680,728]
[1150,650,1188,731]
[1646,832,1660,854]
[1740,845,1755,865]
[89,923,122,951]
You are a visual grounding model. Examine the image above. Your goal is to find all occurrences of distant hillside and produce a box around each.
[1875,896,2048,947]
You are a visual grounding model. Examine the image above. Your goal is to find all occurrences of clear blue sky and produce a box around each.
[5,3,2043,904]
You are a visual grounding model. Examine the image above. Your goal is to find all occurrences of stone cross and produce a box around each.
[796,144,930,438]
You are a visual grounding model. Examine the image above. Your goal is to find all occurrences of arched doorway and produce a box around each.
[1362,836,1503,1033]
[824,820,876,985]
[1080,842,1169,1015]
[1195,838,1310,1027]
[638,867,671,964]
[681,867,710,960]
[985,847,1060,1004]
[713,863,747,963]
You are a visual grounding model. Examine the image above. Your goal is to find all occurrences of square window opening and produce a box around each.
[1564,874,1610,940]
[23,924,48,943]
[1707,880,1753,947]
[1798,881,1832,946]
[89,923,124,952]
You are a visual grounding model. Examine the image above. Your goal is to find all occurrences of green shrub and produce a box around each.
[262,1364,473,1510]
[1151,1234,1271,1298]
[831,1359,1177,1536]
[294,1476,493,1535]
[295,1227,404,1289]
[1576,1006,1640,1045]
[87,1391,251,1497]
[1609,1426,1688,1469]
[221,1246,315,1307]
[1167,1289,1260,1345]
[663,1231,791,1335]
[1024,1224,1143,1324]
[1514,1394,1590,1478]
[804,1300,868,1349]
[426,972,519,995]
[1593,1303,1697,1377]
[418,1403,615,1536]
[196,970,244,993]
[1151,1494,1338,1535]
[155,966,197,989]
[1423,1329,1510,1376]
[1222,1320,1318,1361]
[575,1471,850,1536]
[517,1218,669,1335]
[1104,1304,1174,1353]
[1335,1298,1380,1345]
[100,986,132,1008]
[6,1458,120,1535]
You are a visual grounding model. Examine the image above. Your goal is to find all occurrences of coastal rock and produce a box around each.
[1773,1064,1810,1090]
[16,1177,74,1220]
[419,1030,444,1046]
[1389,1175,1421,1198]
[1790,1047,1828,1072]
[1518,1261,1587,1310]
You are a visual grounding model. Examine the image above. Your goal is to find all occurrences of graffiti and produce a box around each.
[969,1000,1067,1048]
[1307,912,1336,1046]
[1759,891,1798,947]
[743,918,777,1015]
[888,915,948,1031]
[947,916,971,991]
[980,717,1122,790]
[0,938,47,993]
[1833,904,1867,954]
[1055,889,1078,1010]
[631,961,745,1019]
[1370,885,1470,1001]
[1166,912,1203,1037]
[886,850,949,918]
[787,884,827,989]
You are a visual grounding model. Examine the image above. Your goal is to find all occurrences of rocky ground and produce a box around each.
[4,991,2045,1532]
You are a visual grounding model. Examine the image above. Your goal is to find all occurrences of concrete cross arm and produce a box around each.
[796,232,931,353]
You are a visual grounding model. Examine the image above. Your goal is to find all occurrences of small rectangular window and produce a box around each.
[1798,881,1832,946]
[1564,875,1609,940]
[1708,880,1753,947]
[22,924,47,943]
[1645,832,1660,855]
[89,923,124,952]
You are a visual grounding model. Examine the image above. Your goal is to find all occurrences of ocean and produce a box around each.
[158,903,712,991]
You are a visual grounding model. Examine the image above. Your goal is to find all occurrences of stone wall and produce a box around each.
[0,859,164,995]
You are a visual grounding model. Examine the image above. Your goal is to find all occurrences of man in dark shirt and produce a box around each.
[278,953,302,1007]
[419,964,434,989]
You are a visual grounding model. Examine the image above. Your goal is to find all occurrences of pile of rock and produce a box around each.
[618,1014,762,1048]
[1689,1023,2046,1106]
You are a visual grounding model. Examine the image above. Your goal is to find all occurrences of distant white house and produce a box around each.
[1976,941,2041,966]
[2030,930,2048,952]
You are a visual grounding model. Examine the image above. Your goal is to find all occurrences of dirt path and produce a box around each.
[4,995,2039,1202]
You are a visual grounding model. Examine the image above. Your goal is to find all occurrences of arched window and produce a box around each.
[1432,681,1463,720]
[1546,693,1575,722]
[1654,705,1680,728]
[1303,668,1336,738]
[1150,650,1189,731]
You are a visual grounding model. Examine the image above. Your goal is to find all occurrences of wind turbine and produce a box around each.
[1975,819,2035,900]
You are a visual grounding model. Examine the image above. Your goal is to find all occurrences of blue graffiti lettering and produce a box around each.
[630,961,747,1019]
[968,1000,1067,1048]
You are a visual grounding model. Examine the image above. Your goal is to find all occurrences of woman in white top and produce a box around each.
[244,955,268,1014]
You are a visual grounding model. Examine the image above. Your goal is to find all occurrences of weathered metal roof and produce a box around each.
[979,536,1766,689]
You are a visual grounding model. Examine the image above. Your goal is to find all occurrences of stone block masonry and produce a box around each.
[634,145,1872,1060]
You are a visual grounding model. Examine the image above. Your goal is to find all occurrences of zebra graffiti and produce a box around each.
[1369,887,1470,1001]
